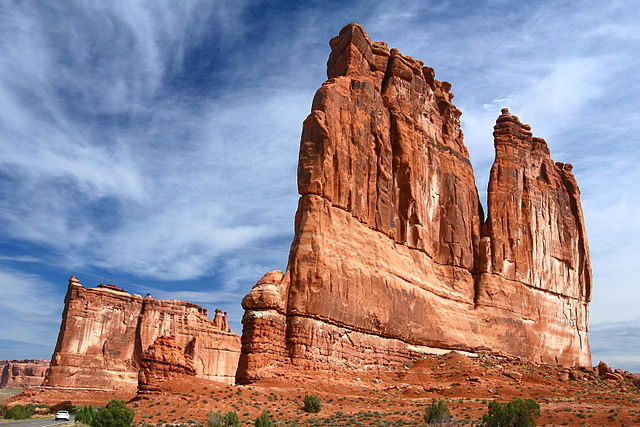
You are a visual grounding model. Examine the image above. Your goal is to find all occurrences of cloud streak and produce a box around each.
[0,268,63,356]
[0,1,638,361]
[589,319,640,373]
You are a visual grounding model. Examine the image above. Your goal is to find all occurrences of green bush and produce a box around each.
[75,405,96,425]
[91,400,134,427]
[4,404,34,420]
[254,410,275,427]
[207,410,240,427]
[423,398,451,424]
[480,398,540,427]
[303,395,322,413]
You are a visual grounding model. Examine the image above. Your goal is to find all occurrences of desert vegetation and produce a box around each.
[73,399,134,427]
[302,395,322,413]
[480,398,540,427]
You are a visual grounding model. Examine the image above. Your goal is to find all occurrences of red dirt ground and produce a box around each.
[6,352,640,426]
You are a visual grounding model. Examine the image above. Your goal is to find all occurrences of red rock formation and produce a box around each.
[237,23,592,382]
[137,295,238,384]
[44,276,240,391]
[138,335,195,392]
[0,359,49,388]
[476,108,592,366]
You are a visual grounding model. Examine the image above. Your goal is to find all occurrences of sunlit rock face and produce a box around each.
[237,23,592,382]
[138,335,196,392]
[44,276,241,391]
[0,359,49,388]
[475,108,592,366]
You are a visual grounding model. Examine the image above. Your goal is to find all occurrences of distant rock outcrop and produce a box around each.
[0,359,49,388]
[44,276,240,391]
[237,23,592,382]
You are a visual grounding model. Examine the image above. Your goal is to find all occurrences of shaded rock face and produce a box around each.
[44,276,241,391]
[237,23,592,382]
[138,335,195,392]
[0,359,49,388]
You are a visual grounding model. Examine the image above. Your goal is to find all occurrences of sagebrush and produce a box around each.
[303,394,322,413]
[423,398,452,424]
[481,398,540,427]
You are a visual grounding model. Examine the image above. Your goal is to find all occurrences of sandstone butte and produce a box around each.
[237,23,592,383]
[43,276,241,391]
[0,359,49,388]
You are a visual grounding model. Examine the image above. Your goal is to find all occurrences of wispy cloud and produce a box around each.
[589,319,640,373]
[0,1,298,282]
[0,268,63,354]
[0,1,638,360]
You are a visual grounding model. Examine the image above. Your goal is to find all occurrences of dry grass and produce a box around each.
[0,388,24,403]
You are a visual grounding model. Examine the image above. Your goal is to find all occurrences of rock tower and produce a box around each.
[237,23,591,382]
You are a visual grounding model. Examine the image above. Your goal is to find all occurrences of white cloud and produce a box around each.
[0,1,297,281]
[0,0,638,359]
[0,268,62,350]
[589,319,640,372]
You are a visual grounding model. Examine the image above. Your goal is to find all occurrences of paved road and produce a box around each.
[1,416,74,427]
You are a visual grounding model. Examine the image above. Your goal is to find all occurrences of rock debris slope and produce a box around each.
[44,276,240,391]
[237,23,591,382]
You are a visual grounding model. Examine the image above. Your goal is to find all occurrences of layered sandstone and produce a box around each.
[0,359,49,388]
[44,276,240,391]
[237,23,592,382]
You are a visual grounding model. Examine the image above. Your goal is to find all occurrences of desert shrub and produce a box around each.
[4,404,34,420]
[254,410,275,427]
[423,398,451,424]
[480,398,540,427]
[207,410,240,427]
[303,395,322,413]
[75,405,96,425]
[91,399,134,427]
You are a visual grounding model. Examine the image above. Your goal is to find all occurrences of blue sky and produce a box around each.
[0,1,638,371]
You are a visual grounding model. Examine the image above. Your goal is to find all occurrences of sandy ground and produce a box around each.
[6,352,640,426]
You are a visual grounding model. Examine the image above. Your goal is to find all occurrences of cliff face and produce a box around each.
[237,23,592,382]
[0,359,49,388]
[475,108,592,365]
[44,276,240,391]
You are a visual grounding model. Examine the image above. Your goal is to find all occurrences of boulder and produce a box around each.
[597,361,612,376]
[603,372,624,382]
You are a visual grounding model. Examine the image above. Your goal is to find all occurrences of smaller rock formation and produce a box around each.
[594,361,634,382]
[44,276,241,391]
[0,359,49,388]
[138,335,195,392]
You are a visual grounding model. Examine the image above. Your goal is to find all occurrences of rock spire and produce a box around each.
[237,23,592,382]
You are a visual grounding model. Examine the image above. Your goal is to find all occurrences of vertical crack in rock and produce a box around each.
[237,23,592,383]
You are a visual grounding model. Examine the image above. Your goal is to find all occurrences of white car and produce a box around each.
[55,411,70,421]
